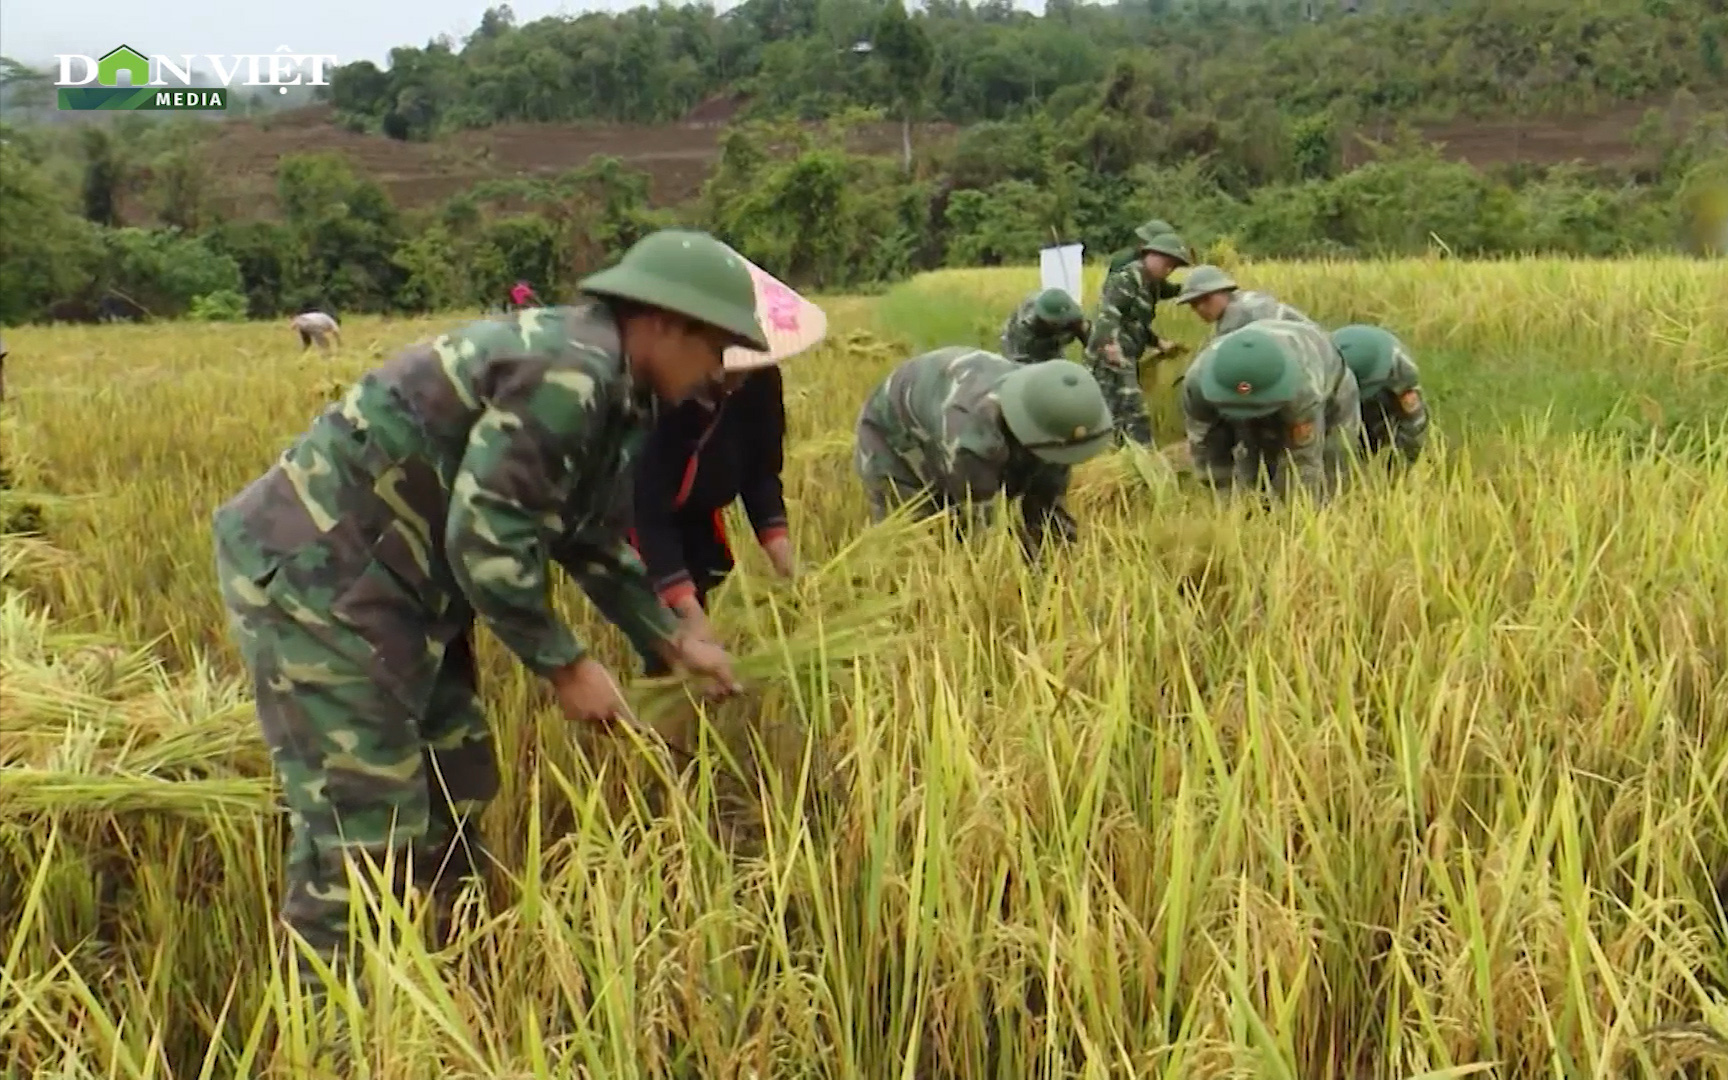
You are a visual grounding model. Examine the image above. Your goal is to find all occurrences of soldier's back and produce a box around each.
[1215,290,1320,337]
[218,303,634,573]
[865,347,1011,448]
[1250,319,1343,395]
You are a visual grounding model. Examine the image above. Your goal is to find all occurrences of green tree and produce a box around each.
[275,152,405,311]
[872,0,934,172]
[97,228,244,317]
[0,142,101,324]
[80,127,131,227]
[0,56,52,112]
[150,123,212,232]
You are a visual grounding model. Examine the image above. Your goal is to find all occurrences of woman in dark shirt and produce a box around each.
[628,359,796,674]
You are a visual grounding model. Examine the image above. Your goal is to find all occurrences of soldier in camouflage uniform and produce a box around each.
[853,350,1113,559]
[1083,221,1193,445]
[999,288,1088,364]
[210,229,761,994]
[1180,319,1362,505]
[1332,324,1430,467]
[1174,265,1322,338]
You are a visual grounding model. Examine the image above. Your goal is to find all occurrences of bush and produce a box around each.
[187,290,250,322]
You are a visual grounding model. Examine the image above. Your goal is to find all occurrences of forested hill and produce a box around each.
[327,0,1728,139]
[2,0,1726,326]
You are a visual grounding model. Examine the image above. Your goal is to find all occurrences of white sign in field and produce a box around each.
[1039,243,1086,307]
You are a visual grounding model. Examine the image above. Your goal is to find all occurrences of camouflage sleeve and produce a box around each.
[1182,378,1237,491]
[1271,399,1332,505]
[1084,271,1152,444]
[1385,350,1429,464]
[550,529,679,664]
[445,355,666,677]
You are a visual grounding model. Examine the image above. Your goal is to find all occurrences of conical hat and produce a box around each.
[723,258,828,371]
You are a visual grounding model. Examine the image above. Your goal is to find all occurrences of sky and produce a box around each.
[2,0,1047,71]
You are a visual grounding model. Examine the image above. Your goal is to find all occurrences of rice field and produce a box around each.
[3,256,1728,1079]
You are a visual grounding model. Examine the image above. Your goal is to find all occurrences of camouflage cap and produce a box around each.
[1032,288,1084,325]
[577,229,769,351]
[1174,265,1238,305]
[1331,324,1399,393]
[1199,325,1300,418]
[997,359,1114,466]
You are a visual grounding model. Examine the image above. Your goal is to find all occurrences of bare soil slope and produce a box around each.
[200,102,956,218]
[1342,100,1689,171]
[196,96,1703,220]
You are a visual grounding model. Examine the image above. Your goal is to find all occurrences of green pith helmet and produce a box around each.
[1174,264,1238,305]
[1132,219,1178,246]
[1331,324,1398,394]
[578,229,769,351]
[1032,288,1084,326]
[998,359,1114,466]
[1199,326,1300,419]
[1138,231,1192,266]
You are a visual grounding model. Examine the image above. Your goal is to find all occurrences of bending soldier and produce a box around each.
[1083,221,1192,445]
[212,229,757,997]
[1000,288,1088,364]
[1174,265,1321,337]
[290,310,341,354]
[1180,319,1362,506]
[854,350,1113,559]
[1332,324,1430,467]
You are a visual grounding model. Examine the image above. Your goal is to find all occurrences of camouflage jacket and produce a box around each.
[999,292,1085,364]
[1359,340,1429,465]
[211,301,678,676]
[1213,290,1321,337]
[856,346,1077,551]
[1083,262,1182,444]
[1180,319,1363,505]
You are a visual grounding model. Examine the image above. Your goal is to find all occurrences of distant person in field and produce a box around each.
[509,280,539,310]
[0,334,7,404]
[854,349,1113,560]
[211,229,759,1004]
[290,310,340,354]
[1180,319,1362,506]
[1174,265,1322,338]
[1331,324,1430,468]
[999,288,1089,364]
[625,347,796,670]
[1083,221,1192,446]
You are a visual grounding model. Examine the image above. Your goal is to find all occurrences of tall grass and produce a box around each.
[2,259,1727,1078]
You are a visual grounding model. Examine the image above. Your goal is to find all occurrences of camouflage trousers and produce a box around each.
[214,534,499,991]
[1230,439,1356,502]
[852,422,1076,545]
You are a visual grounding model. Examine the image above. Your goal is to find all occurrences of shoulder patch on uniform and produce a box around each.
[1289,421,1316,447]
[1398,390,1422,415]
